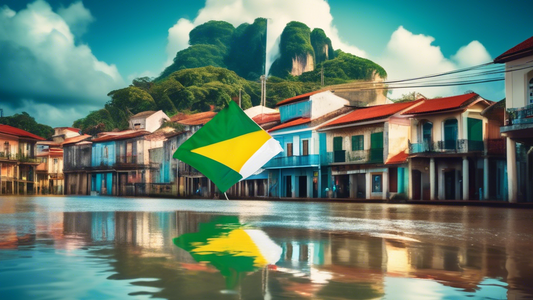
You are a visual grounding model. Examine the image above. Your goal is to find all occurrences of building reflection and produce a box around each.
[1,204,533,299]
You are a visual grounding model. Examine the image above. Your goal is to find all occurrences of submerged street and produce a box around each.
[1,196,532,299]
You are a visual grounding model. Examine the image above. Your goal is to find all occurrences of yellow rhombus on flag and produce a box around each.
[173,101,282,192]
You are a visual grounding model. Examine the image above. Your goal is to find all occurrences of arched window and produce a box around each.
[529,77,533,104]
[443,119,458,150]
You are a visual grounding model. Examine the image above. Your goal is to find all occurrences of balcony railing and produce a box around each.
[506,103,533,125]
[178,162,203,176]
[409,139,484,154]
[329,148,384,164]
[263,154,320,169]
[116,155,137,164]
[0,152,16,160]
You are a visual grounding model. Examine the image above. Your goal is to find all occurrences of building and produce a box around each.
[0,125,44,195]
[402,93,494,200]
[264,90,351,198]
[495,36,533,202]
[63,135,93,195]
[318,100,423,199]
[90,130,151,196]
[36,127,83,195]
[129,110,170,133]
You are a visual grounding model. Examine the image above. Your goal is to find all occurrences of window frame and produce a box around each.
[351,135,364,151]
[372,174,382,193]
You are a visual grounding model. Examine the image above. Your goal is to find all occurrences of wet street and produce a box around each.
[1,196,532,299]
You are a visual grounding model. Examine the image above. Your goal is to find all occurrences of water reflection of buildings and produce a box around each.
[1,204,533,299]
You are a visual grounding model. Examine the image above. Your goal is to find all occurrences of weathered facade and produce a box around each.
[495,36,533,202]
[0,125,44,195]
[63,135,93,195]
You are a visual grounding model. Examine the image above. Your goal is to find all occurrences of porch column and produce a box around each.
[254,180,258,197]
[506,138,517,203]
[462,156,469,200]
[438,168,445,200]
[483,157,489,200]
[349,174,356,198]
[208,179,212,197]
[15,166,19,195]
[430,158,436,200]
[365,172,371,199]
[408,159,413,200]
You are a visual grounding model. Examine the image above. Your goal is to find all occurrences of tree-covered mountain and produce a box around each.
[0,112,54,139]
[72,18,388,134]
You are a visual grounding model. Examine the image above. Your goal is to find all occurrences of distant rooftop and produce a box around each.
[0,125,45,140]
[494,36,533,63]
[131,111,157,118]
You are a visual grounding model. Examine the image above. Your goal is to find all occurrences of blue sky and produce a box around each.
[0,0,532,127]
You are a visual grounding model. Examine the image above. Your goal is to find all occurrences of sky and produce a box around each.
[0,0,532,127]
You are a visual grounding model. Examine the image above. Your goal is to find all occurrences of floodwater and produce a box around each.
[1,196,533,300]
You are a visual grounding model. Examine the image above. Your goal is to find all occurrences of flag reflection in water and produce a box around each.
[173,216,282,292]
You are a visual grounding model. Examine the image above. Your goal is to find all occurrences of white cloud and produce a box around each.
[377,26,497,99]
[57,1,95,37]
[165,0,367,72]
[0,0,124,126]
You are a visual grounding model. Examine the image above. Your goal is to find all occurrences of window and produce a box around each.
[529,78,533,104]
[53,158,58,164]
[103,146,108,158]
[286,143,293,157]
[443,119,458,150]
[302,140,309,156]
[372,174,382,193]
[351,135,364,151]
[333,137,343,151]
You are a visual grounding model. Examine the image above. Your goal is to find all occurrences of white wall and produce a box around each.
[310,91,350,120]
[505,55,533,109]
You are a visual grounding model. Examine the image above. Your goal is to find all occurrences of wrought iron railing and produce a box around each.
[409,139,484,154]
[263,154,320,168]
[506,103,533,125]
[116,155,137,164]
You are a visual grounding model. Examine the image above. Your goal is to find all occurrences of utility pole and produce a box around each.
[260,75,266,106]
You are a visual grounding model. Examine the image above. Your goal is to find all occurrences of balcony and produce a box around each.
[0,152,16,161]
[328,149,384,165]
[116,155,138,165]
[409,139,484,154]
[263,154,320,169]
[506,104,533,125]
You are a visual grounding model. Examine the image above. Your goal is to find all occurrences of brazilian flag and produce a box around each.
[173,101,282,192]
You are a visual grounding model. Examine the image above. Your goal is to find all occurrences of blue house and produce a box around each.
[90,130,150,196]
[264,91,350,198]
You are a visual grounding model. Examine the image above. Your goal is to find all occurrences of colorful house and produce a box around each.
[495,36,533,202]
[264,90,351,198]
[63,135,93,195]
[0,125,44,195]
[318,100,422,199]
[129,110,170,133]
[401,93,494,200]
[90,130,151,196]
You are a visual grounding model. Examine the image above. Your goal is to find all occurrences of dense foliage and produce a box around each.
[0,112,54,139]
[310,28,335,65]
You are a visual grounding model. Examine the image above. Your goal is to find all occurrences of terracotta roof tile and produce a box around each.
[494,36,533,63]
[91,130,150,142]
[61,134,92,146]
[401,93,478,115]
[0,125,45,140]
[252,113,280,125]
[170,111,216,125]
[321,100,422,128]
[268,118,311,132]
[275,90,323,107]
[386,150,408,164]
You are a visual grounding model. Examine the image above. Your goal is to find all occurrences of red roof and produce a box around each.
[61,134,92,146]
[268,118,311,132]
[91,130,150,142]
[170,111,216,125]
[321,100,422,128]
[275,90,323,107]
[253,113,280,125]
[494,36,533,63]
[385,151,408,165]
[0,125,45,140]
[401,93,479,115]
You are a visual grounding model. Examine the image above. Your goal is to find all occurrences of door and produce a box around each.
[370,132,384,163]
[333,137,344,162]
[444,119,458,150]
[467,118,483,151]
[444,171,456,200]
[412,170,421,200]
[298,176,307,198]
[285,176,292,197]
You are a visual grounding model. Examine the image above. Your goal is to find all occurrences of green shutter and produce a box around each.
[370,132,383,149]
[333,137,343,151]
[351,135,364,151]
[467,118,482,141]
